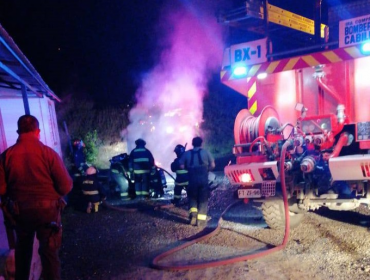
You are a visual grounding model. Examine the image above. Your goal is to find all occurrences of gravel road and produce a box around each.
[60,174,370,280]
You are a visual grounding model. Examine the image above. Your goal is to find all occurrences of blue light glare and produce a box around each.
[233,66,247,77]
[361,41,370,54]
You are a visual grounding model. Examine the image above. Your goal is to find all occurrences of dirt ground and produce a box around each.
[60,173,370,280]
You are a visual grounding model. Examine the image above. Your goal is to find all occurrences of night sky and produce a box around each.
[0,0,167,106]
[0,0,351,107]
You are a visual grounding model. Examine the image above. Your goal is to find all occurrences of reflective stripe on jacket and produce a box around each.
[82,190,99,195]
[129,147,154,174]
[81,174,106,203]
[171,158,189,186]
[175,169,189,186]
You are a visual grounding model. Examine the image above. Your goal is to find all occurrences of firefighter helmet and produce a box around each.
[135,138,146,146]
[174,144,185,158]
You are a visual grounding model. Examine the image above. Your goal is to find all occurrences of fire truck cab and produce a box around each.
[219,1,370,229]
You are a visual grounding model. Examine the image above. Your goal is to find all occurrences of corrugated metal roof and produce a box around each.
[0,23,60,102]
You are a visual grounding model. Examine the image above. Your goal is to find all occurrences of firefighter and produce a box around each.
[170,144,188,206]
[179,137,215,227]
[81,166,107,213]
[72,138,89,177]
[128,138,155,200]
[149,166,166,198]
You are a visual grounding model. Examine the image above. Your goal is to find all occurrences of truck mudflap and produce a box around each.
[224,161,279,186]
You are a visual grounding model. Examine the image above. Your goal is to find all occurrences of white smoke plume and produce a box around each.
[124,0,225,171]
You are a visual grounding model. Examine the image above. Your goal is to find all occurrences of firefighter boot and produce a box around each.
[190,212,197,226]
[93,202,100,213]
[197,214,207,228]
[120,192,131,201]
[86,202,92,214]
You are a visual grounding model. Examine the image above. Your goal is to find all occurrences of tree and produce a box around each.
[202,84,247,157]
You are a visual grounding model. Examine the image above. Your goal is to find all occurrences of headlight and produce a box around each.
[240,173,253,183]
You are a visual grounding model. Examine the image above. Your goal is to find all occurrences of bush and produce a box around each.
[202,85,247,158]
[83,130,99,163]
[56,94,130,167]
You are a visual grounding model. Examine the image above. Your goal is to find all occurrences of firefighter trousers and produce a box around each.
[134,173,150,199]
[187,167,209,222]
[173,184,185,203]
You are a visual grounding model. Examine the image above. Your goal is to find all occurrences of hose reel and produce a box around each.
[234,106,281,145]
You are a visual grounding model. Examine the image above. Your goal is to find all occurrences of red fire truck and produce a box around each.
[220,2,370,229]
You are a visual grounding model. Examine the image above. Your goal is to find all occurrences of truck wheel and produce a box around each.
[262,200,304,229]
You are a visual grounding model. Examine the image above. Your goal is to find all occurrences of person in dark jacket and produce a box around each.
[0,115,73,280]
[72,138,88,177]
[179,137,215,227]
[81,166,107,213]
[128,139,155,200]
[149,166,166,198]
[170,144,188,206]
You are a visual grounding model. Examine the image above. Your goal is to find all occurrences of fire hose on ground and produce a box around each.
[150,140,292,271]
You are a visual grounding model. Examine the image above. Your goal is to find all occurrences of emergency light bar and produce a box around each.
[232,66,248,77]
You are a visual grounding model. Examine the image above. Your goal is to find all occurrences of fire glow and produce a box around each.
[123,0,224,170]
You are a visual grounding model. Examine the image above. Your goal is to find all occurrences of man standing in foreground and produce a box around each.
[179,136,215,227]
[0,115,73,280]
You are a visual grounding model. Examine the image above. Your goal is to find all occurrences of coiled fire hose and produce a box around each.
[150,140,292,270]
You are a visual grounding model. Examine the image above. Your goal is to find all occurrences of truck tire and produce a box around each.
[262,200,304,229]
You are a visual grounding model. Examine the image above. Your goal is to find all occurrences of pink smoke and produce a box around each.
[124,0,224,170]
